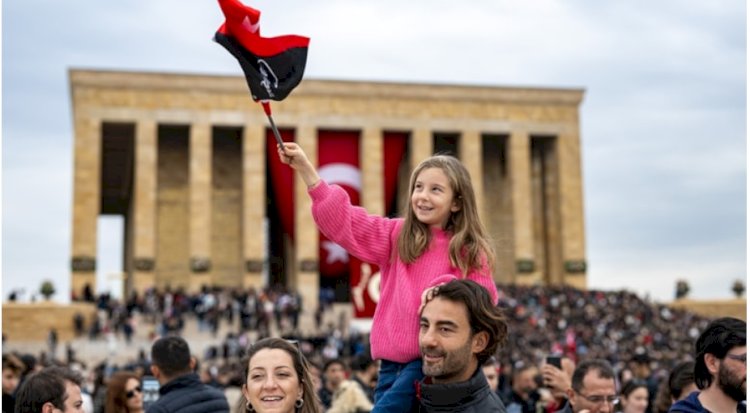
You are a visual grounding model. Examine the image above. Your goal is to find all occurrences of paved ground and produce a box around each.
[3,304,355,367]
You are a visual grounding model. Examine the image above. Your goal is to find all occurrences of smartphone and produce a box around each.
[546,355,562,369]
[141,375,160,410]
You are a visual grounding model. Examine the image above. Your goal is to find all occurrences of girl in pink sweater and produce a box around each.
[278,142,498,412]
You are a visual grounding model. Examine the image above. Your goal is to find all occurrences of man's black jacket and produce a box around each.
[414,367,507,412]
[146,373,229,413]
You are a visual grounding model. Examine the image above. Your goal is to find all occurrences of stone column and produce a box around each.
[410,128,433,172]
[361,127,384,216]
[243,124,266,289]
[131,120,158,294]
[460,130,486,227]
[539,139,563,285]
[509,129,535,284]
[189,123,212,292]
[558,130,587,289]
[71,117,100,300]
[295,124,319,321]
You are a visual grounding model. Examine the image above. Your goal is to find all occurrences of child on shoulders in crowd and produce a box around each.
[279,142,498,412]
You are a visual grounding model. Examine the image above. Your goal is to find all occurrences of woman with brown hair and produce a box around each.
[239,338,320,413]
[105,371,144,413]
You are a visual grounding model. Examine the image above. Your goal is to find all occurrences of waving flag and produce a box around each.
[215,0,310,102]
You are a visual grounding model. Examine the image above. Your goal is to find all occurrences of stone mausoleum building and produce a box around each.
[69,69,586,314]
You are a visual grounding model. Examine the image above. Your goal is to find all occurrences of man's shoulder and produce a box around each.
[669,391,707,413]
[148,378,228,413]
[484,391,507,412]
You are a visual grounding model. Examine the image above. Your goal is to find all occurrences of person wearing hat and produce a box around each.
[629,353,658,412]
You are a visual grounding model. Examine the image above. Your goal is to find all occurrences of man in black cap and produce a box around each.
[629,353,658,412]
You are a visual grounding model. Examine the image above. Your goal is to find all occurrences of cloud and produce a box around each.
[2,0,745,303]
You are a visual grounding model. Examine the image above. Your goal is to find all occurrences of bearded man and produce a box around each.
[670,317,746,413]
[415,279,508,412]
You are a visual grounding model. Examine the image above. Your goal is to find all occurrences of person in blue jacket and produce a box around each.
[669,317,746,413]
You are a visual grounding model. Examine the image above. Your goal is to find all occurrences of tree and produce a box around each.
[732,279,745,298]
[675,279,690,300]
[39,280,56,300]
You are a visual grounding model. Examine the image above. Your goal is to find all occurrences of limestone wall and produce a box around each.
[669,298,747,321]
[2,302,97,341]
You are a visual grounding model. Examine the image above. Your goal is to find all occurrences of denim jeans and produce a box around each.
[372,359,424,413]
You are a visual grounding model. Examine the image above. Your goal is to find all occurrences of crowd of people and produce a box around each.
[495,284,709,381]
[3,146,746,413]
[2,282,743,413]
[74,284,309,342]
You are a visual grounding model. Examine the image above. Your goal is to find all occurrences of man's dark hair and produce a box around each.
[151,335,192,378]
[630,353,650,365]
[571,359,615,393]
[512,363,537,378]
[694,317,746,389]
[14,366,83,413]
[351,352,375,372]
[323,359,346,373]
[427,280,508,365]
[482,356,499,368]
[3,354,25,375]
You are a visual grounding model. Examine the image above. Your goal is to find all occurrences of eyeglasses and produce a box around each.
[575,390,619,405]
[126,387,142,399]
[725,353,747,364]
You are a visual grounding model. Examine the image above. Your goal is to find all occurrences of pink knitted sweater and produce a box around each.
[309,181,499,363]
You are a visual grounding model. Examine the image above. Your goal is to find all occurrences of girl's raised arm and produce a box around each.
[277,142,321,188]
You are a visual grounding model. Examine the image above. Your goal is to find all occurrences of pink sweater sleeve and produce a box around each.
[466,256,499,303]
[308,181,398,266]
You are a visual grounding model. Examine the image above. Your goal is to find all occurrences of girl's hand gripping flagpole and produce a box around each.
[261,100,285,149]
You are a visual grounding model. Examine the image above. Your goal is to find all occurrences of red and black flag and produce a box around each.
[214,0,310,102]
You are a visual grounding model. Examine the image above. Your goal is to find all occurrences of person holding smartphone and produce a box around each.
[541,355,574,412]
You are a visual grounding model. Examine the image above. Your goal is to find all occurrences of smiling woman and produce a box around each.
[239,338,321,413]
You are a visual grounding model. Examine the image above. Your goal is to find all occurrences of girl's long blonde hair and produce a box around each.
[397,154,495,275]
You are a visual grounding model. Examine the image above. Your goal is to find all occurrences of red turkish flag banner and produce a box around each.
[317,130,361,277]
[350,132,407,318]
[266,129,296,239]
[266,128,406,321]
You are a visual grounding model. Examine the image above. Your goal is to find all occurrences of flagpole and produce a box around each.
[261,101,285,149]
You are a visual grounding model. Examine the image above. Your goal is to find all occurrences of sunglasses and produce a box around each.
[126,386,142,399]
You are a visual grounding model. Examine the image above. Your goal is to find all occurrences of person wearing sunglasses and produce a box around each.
[669,317,746,413]
[556,359,618,413]
[105,371,144,413]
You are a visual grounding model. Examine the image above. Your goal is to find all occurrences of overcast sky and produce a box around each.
[2,0,746,303]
